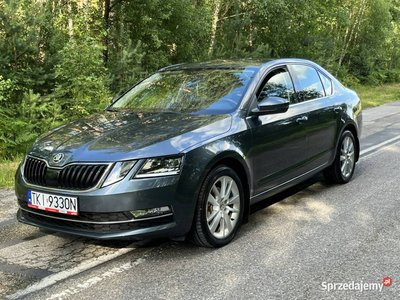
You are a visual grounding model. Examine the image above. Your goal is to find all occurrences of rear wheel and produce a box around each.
[323,130,357,183]
[188,166,244,247]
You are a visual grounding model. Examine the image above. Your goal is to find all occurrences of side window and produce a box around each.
[258,68,296,104]
[291,65,324,101]
[319,72,333,96]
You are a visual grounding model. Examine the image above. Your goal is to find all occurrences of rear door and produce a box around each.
[288,64,340,169]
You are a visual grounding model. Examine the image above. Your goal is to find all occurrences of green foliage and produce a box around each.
[107,40,145,94]
[0,89,54,158]
[1,0,400,160]
[360,68,400,85]
[0,76,16,102]
[54,37,110,117]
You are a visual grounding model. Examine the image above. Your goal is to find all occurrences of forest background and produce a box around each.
[1,0,400,161]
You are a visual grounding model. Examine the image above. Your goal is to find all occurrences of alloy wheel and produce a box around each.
[340,136,355,178]
[206,175,241,239]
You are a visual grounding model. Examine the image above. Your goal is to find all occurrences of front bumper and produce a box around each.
[17,209,178,240]
[15,167,195,240]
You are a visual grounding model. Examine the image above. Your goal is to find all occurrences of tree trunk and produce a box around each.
[84,0,89,31]
[352,2,367,46]
[103,0,111,66]
[208,0,221,57]
[249,24,253,47]
[13,45,18,71]
[337,10,353,68]
[337,0,367,73]
[68,1,73,39]
[390,43,397,69]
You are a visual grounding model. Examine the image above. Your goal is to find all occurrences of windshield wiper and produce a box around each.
[104,107,120,112]
[155,110,183,115]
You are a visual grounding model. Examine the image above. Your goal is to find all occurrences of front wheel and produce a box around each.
[323,130,357,183]
[188,166,244,247]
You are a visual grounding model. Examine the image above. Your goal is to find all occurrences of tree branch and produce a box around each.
[110,0,126,12]
[218,12,246,21]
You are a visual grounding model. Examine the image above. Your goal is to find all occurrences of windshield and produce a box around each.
[110,68,255,114]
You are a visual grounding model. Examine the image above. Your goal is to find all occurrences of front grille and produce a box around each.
[24,157,47,186]
[58,164,108,190]
[23,157,108,190]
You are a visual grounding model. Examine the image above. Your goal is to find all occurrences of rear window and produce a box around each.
[319,72,333,96]
[291,65,324,101]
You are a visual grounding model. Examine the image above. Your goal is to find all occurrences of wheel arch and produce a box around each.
[337,122,360,162]
[203,152,251,223]
[343,123,360,162]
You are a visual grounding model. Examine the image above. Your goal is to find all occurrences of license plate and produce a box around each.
[28,190,78,216]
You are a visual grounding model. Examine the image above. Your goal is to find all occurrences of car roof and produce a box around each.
[159,59,269,72]
[159,58,319,72]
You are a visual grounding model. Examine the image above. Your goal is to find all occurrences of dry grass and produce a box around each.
[0,158,22,190]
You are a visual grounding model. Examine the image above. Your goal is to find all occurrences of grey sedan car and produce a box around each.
[15,59,362,247]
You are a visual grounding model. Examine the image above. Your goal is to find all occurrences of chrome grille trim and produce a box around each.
[22,155,113,192]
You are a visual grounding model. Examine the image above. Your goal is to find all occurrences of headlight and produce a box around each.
[135,157,183,178]
[102,160,137,187]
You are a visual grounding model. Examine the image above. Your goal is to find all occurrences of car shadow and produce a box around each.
[249,172,327,215]
[129,172,334,251]
[40,170,353,252]
[81,168,366,263]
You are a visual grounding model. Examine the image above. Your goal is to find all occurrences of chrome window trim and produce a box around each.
[288,93,334,108]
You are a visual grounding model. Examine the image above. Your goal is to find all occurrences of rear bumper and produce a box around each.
[15,167,195,240]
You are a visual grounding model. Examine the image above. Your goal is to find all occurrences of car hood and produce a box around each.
[27,111,232,166]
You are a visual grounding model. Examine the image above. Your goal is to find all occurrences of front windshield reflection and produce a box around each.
[111,68,255,114]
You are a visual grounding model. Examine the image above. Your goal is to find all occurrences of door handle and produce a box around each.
[334,106,343,113]
[296,116,308,124]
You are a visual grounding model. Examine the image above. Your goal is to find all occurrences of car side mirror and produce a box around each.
[250,96,289,116]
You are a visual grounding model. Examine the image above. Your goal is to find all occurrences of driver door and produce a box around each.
[248,66,309,195]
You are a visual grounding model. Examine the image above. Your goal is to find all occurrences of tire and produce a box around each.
[188,165,244,247]
[323,130,357,184]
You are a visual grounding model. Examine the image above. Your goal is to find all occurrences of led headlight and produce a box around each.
[102,160,137,187]
[135,157,183,178]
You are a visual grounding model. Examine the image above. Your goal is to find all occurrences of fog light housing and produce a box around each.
[130,206,172,220]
